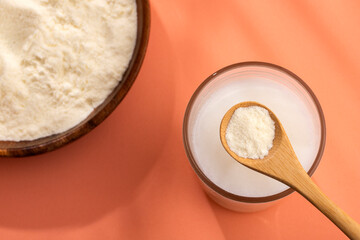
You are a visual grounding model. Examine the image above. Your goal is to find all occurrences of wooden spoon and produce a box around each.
[220,101,360,239]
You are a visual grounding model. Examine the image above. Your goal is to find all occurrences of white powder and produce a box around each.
[225,106,275,159]
[0,0,137,141]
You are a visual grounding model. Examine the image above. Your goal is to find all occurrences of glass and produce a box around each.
[183,62,326,212]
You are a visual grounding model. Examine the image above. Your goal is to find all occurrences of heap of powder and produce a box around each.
[0,0,137,141]
[225,106,275,159]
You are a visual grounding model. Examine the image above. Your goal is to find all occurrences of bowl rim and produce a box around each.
[183,61,326,203]
[0,0,151,157]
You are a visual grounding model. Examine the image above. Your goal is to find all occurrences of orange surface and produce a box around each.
[1,0,360,239]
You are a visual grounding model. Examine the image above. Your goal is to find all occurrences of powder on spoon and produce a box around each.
[225,106,275,159]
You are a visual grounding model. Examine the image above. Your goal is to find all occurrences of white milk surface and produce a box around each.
[189,74,321,197]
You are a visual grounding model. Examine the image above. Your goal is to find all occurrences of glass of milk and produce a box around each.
[183,62,326,212]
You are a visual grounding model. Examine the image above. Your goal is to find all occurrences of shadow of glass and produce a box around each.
[208,195,283,240]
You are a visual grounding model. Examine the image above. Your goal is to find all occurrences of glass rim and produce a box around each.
[183,61,326,203]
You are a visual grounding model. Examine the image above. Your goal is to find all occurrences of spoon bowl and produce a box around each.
[220,101,360,239]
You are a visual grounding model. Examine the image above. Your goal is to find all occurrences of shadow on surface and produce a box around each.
[0,9,175,229]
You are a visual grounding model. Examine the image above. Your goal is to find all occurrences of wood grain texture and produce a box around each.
[0,0,151,157]
[220,101,360,239]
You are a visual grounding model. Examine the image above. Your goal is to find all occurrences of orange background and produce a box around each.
[1,0,360,239]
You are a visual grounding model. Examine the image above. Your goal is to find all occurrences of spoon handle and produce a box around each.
[288,169,360,239]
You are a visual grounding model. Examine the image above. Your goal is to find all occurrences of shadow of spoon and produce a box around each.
[220,101,360,239]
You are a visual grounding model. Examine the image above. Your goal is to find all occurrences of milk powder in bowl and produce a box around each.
[0,0,150,156]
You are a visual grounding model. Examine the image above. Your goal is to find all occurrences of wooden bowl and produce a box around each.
[0,0,151,157]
